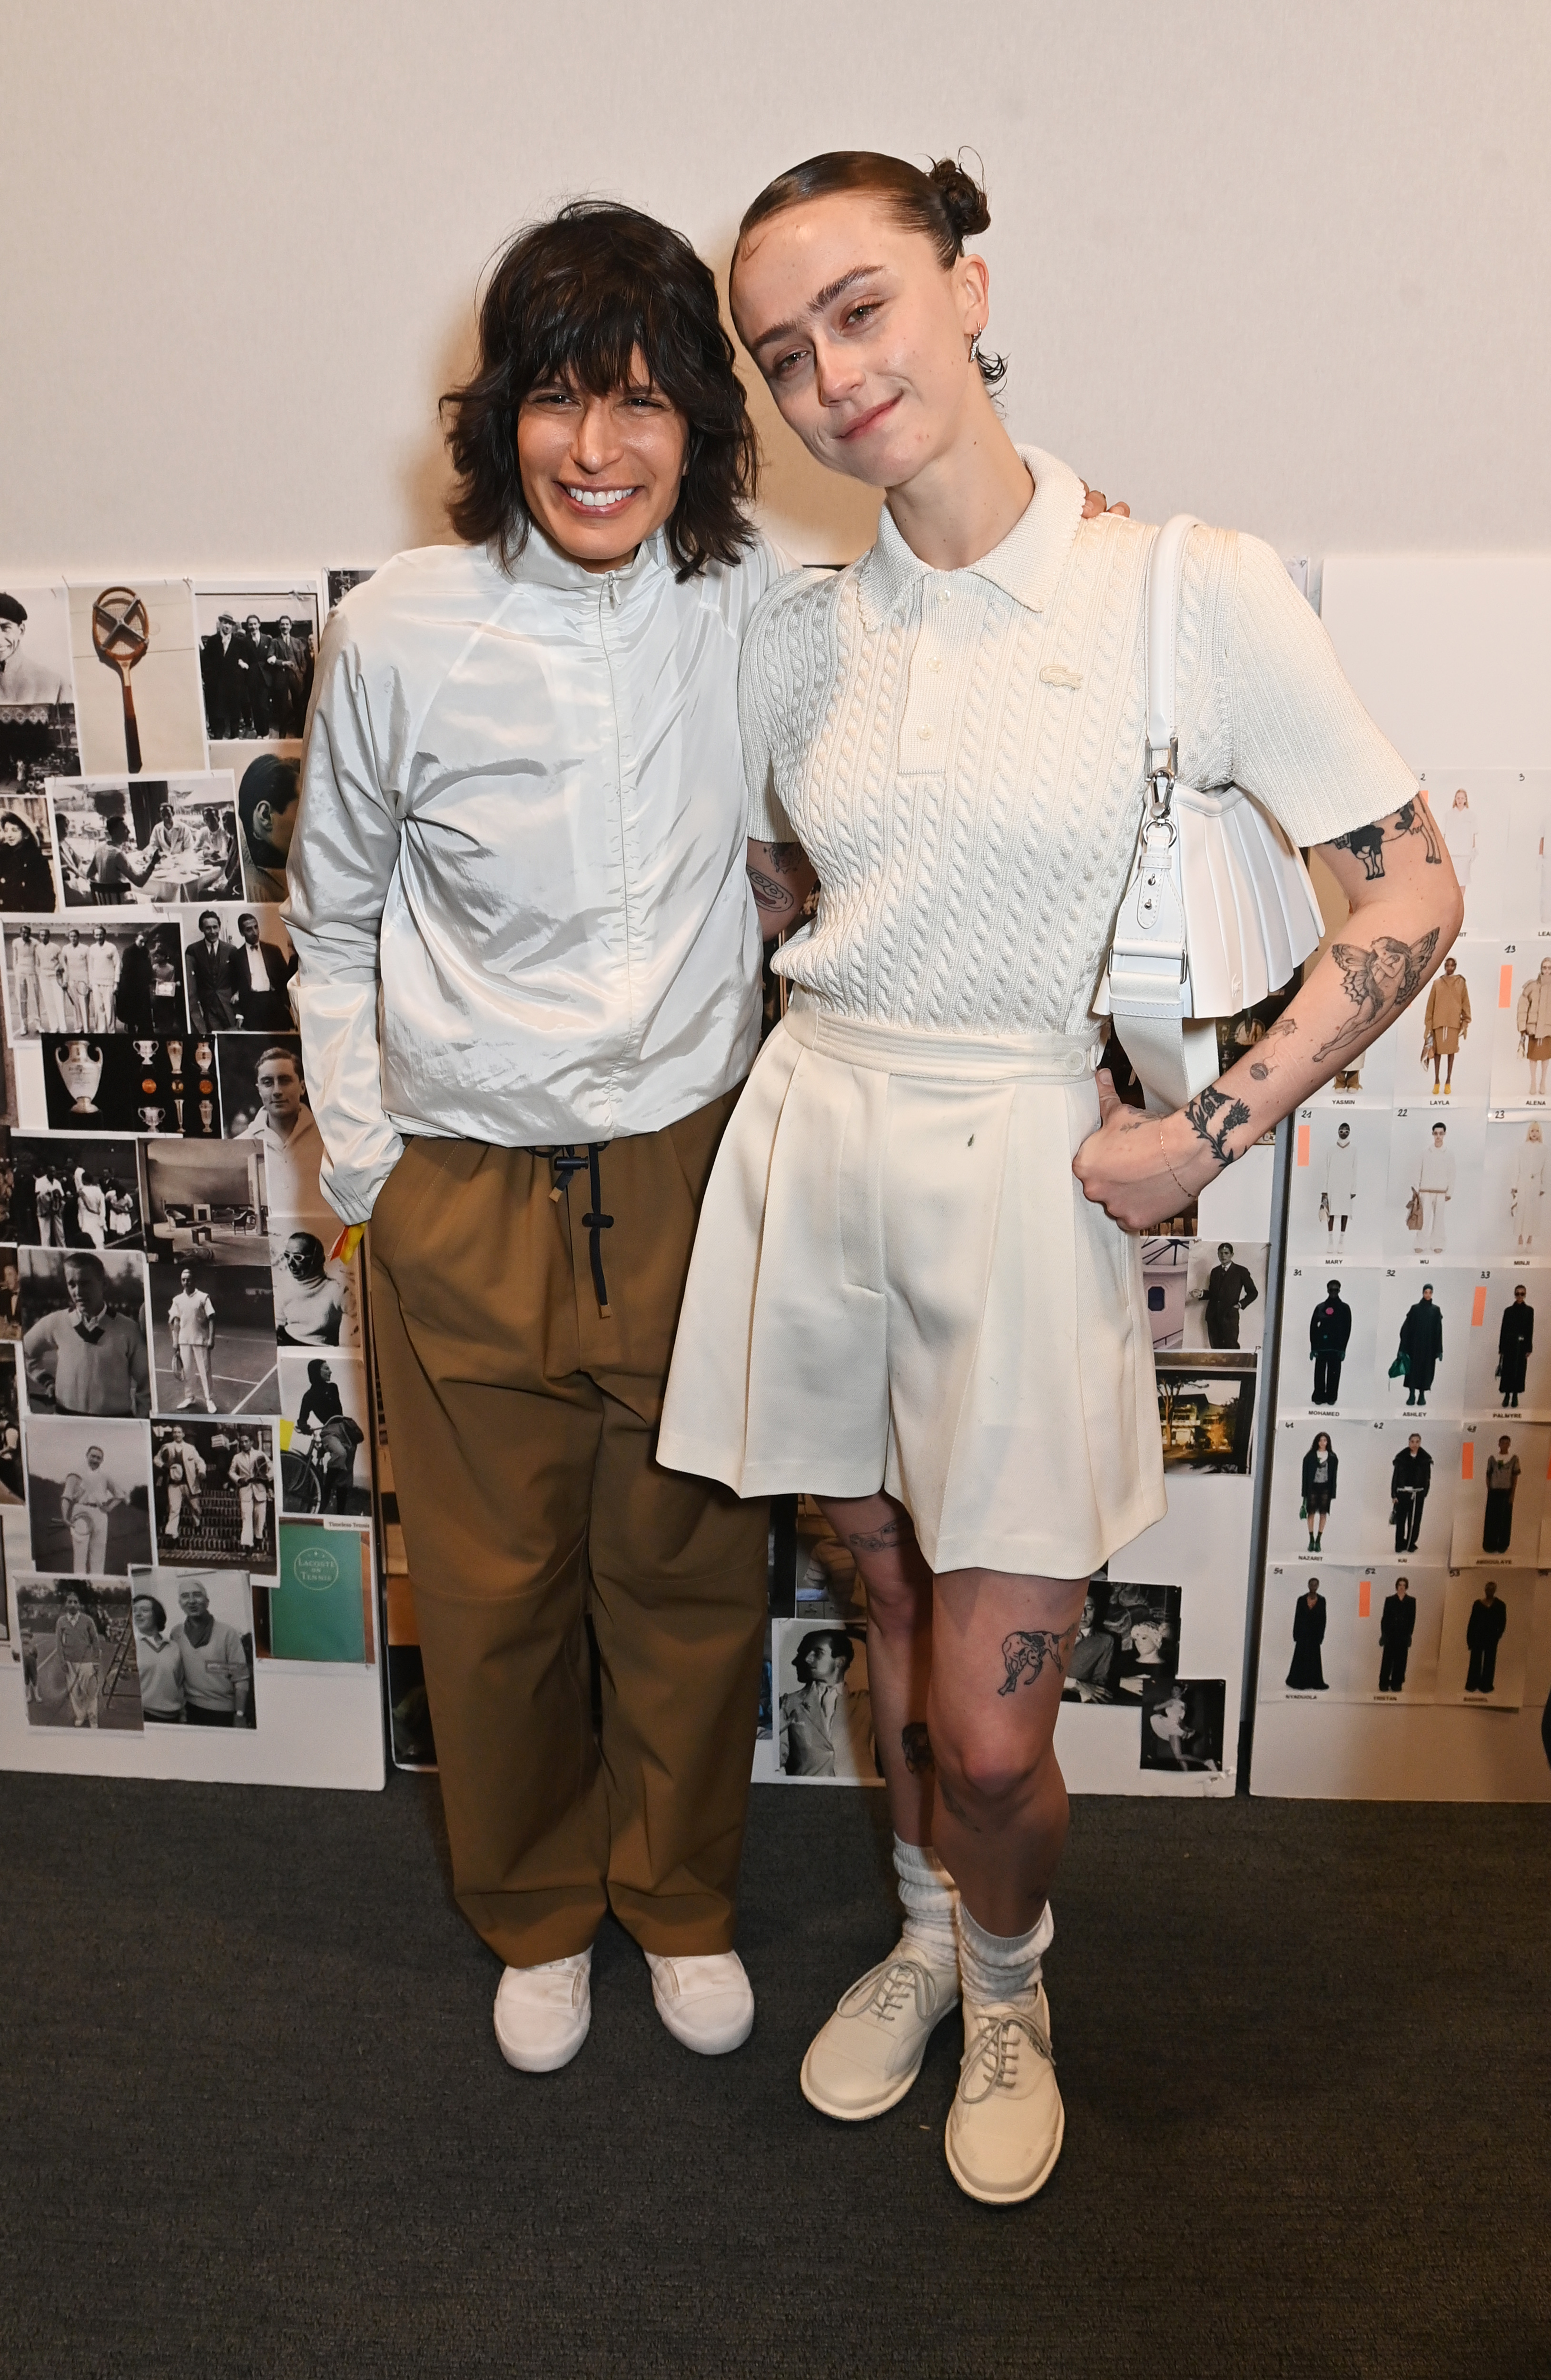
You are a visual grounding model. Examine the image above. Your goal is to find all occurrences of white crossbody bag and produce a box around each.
[1096,514,1324,1113]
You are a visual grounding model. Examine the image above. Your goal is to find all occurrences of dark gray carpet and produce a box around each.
[0,1770,1545,2380]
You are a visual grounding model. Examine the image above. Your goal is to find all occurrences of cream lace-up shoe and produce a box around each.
[644,1950,755,2054]
[945,1983,1065,2203]
[800,1952,961,2121]
[493,1949,592,2073]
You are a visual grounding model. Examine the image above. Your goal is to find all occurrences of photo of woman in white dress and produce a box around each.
[657,149,1462,2206]
[1511,1121,1545,1249]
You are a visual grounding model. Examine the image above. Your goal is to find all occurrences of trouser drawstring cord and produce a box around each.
[544,1145,614,1319]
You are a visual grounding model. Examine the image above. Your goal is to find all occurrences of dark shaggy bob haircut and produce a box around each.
[441,201,760,581]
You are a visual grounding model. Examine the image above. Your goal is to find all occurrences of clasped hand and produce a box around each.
[1071,1069,1216,1232]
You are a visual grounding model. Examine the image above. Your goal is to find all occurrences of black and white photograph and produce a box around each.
[1479,1116,1551,1264]
[147,1259,277,1418]
[1155,1357,1256,1475]
[51,775,240,906]
[1276,1264,1380,1418]
[1373,1270,1469,1419]
[1182,1239,1269,1354]
[66,580,207,778]
[1344,1566,1448,1706]
[1449,1419,1550,1568]
[1141,1234,1190,1353]
[180,902,295,1037]
[774,1617,879,1783]
[1139,1676,1225,1773]
[1383,1105,1485,1266]
[0,1245,19,1339]
[214,1033,334,1245]
[195,585,319,744]
[790,1500,865,1626]
[24,1416,152,1576]
[219,749,300,904]
[0,585,80,837]
[127,1563,257,1728]
[3,915,186,1041]
[16,1574,143,1734]
[1433,1568,1534,1711]
[142,1137,268,1267]
[277,1352,370,1515]
[1286,1109,1389,1265]
[151,1417,277,1574]
[324,567,375,619]
[1259,1565,1355,1699]
[1462,1270,1551,1418]
[41,1031,222,1138]
[19,1244,150,1417]
[0,792,61,912]
[273,1226,361,1349]
[0,1136,145,1248]
[1061,1576,1180,1705]
[0,1340,24,1501]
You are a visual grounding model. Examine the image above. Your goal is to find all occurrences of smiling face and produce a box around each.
[731,192,988,492]
[178,1583,209,1617]
[0,617,23,663]
[515,348,689,574]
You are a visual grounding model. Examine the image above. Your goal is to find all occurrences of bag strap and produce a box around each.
[1144,513,1200,808]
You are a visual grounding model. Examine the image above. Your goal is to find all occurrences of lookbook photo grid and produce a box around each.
[1272,769,1551,1712]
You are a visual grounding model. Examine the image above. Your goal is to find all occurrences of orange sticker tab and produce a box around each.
[1472,1286,1488,1327]
[1296,1124,1311,1168]
[1358,1578,1371,1618]
[1462,1440,1474,1480]
[1500,964,1514,1009]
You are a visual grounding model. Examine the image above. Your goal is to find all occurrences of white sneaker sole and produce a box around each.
[652,1994,754,2056]
[945,2097,1066,2205]
[493,2017,589,2075]
[799,1996,959,2123]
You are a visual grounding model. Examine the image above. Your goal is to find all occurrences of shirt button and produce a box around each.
[918,726,932,741]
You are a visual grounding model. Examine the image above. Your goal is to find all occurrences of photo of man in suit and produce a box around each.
[229,911,296,1031]
[187,910,238,1032]
[200,612,244,740]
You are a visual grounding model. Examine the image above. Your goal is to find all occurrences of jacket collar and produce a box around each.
[854,446,1087,630]
[491,523,672,599]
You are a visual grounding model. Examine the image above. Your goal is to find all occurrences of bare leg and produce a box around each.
[926,1567,1088,1937]
[818,1491,935,1843]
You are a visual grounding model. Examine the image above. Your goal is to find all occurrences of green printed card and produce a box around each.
[270,1524,370,1663]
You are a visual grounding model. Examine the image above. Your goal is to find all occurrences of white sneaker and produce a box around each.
[945,1984,1065,2205]
[644,1950,754,2055]
[800,1951,960,2121]
[493,1950,592,2073]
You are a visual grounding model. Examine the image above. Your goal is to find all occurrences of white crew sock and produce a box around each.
[893,1837,959,1973]
[956,1900,1055,2007]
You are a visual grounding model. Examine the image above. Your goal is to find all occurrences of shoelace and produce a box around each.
[959,2009,1054,2104]
[837,1957,941,2027]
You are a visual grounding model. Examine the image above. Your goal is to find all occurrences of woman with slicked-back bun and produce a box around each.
[661,145,1460,2203]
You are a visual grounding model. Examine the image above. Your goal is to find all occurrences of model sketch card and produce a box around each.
[2,1134,146,1247]
[1366,1416,1457,1567]
[1486,940,1551,1114]
[2,912,187,1044]
[1061,1576,1179,1706]
[18,1243,150,1418]
[1462,1269,1551,1419]
[1449,1419,1550,1569]
[277,1351,370,1515]
[127,1561,257,1728]
[1383,1105,1484,1266]
[150,1417,278,1576]
[774,1616,879,1783]
[1418,772,1511,940]
[1371,1268,1470,1421]
[1390,936,1491,1115]
[40,1032,221,1139]
[1503,772,1551,929]
[193,583,319,749]
[24,1415,152,1577]
[1278,1264,1381,1420]
[1287,1108,1388,1264]
[257,1521,370,1665]
[50,773,240,908]
[1303,1004,1396,1111]
[1479,1115,1551,1266]
[0,1341,22,1505]
[142,1136,268,1269]
[1155,1357,1256,1475]
[16,1572,143,1733]
[1180,1238,1268,1355]
[1139,1676,1224,1773]
[0,792,62,913]
[67,581,206,778]
[1432,1569,1534,1710]
[1342,1565,1447,1707]
[1271,1415,1448,1567]
[147,1260,276,1419]
[1260,1564,1358,1699]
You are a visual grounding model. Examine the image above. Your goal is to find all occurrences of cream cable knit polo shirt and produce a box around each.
[741,447,1417,1038]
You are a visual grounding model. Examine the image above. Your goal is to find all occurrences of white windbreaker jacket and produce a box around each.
[286,526,792,1224]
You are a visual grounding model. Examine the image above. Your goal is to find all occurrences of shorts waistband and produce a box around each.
[781,995,1104,1082]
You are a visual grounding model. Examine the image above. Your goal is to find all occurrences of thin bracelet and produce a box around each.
[1158,1122,1192,1204]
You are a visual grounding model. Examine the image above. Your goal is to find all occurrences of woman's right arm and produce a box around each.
[747,838,817,942]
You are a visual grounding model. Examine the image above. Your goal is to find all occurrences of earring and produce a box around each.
[969,332,983,363]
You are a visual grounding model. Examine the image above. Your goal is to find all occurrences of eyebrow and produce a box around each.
[746,265,887,357]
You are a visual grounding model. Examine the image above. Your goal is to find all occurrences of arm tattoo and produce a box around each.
[1325,799,1444,881]
[1183,1082,1253,1169]
[1313,928,1441,1062]
[747,867,794,912]
[996,1624,1078,1697]
[765,842,805,869]
[900,1722,934,1774]
[846,1518,905,1551]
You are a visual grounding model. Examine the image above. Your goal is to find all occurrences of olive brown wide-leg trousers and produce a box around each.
[368,1089,769,1969]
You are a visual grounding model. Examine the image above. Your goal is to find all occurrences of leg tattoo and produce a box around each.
[846,1518,906,1551]
[997,1625,1078,1698]
[900,1722,934,1774]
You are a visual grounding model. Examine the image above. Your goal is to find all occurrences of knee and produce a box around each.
[933,1720,1055,1815]
[864,1571,930,1636]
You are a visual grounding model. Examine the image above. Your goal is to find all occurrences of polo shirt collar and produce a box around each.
[855,446,1087,629]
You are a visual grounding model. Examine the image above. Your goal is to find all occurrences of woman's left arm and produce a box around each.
[1075,797,1462,1229]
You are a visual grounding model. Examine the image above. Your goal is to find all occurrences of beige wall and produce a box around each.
[1,0,1547,571]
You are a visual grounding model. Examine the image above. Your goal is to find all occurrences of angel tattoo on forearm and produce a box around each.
[1314,927,1441,1063]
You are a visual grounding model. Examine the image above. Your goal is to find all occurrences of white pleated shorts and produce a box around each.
[658,999,1167,1578]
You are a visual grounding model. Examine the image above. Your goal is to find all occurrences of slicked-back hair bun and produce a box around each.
[737,149,1005,388]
